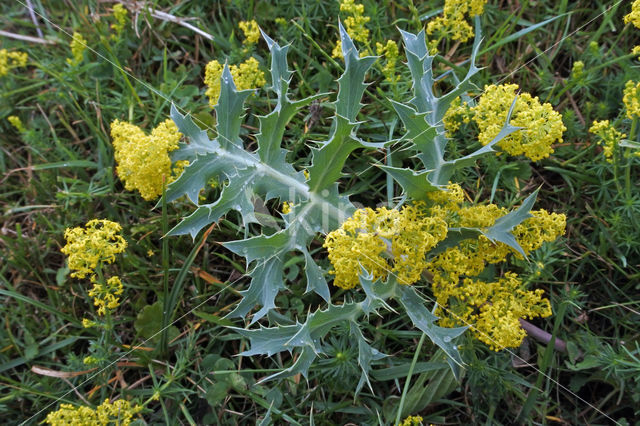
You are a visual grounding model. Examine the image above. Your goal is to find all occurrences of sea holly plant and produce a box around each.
[162,21,565,391]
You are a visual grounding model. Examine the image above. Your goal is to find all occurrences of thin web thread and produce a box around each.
[12,1,625,424]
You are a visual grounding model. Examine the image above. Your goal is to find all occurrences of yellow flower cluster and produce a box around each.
[376,40,400,84]
[324,203,448,289]
[472,84,566,161]
[239,20,260,45]
[589,120,627,162]
[89,275,124,315]
[570,60,585,81]
[442,98,473,136]
[398,415,424,426]
[61,219,127,279]
[427,0,488,43]
[623,80,640,119]
[332,0,371,58]
[111,119,184,200]
[8,115,25,132]
[624,0,640,29]
[427,207,565,350]
[0,48,28,77]
[111,4,128,36]
[45,398,142,426]
[204,58,266,107]
[324,184,566,350]
[67,31,87,66]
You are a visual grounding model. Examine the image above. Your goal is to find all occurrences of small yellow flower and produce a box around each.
[83,355,99,365]
[0,48,28,77]
[45,398,143,426]
[61,219,127,279]
[204,58,266,107]
[88,275,124,315]
[443,98,473,136]
[324,203,448,289]
[589,120,627,162]
[67,31,87,66]
[570,61,584,81]
[624,0,640,29]
[623,80,640,119]
[82,318,96,328]
[427,0,488,43]
[7,115,25,132]
[399,415,423,426]
[632,45,640,56]
[111,118,183,200]
[282,201,292,214]
[332,0,371,59]
[376,40,400,84]
[239,20,260,45]
[111,4,129,37]
[472,84,566,161]
[426,205,564,350]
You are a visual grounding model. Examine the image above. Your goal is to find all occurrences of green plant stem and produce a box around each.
[625,118,638,200]
[160,180,170,357]
[395,332,426,425]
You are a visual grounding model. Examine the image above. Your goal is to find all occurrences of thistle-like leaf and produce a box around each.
[307,22,379,193]
[396,285,467,381]
[483,189,539,257]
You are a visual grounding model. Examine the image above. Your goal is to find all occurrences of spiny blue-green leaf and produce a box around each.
[435,20,483,121]
[351,322,386,396]
[259,346,317,383]
[483,189,538,258]
[260,29,292,100]
[225,232,291,265]
[285,320,317,350]
[378,166,438,201]
[427,227,483,260]
[389,100,442,169]
[256,31,328,168]
[170,103,219,161]
[233,323,299,357]
[164,151,237,205]
[396,285,467,381]
[228,257,286,323]
[307,116,360,192]
[359,271,394,315]
[431,122,521,186]
[335,21,378,121]
[307,22,376,193]
[215,65,254,150]
[399,24,482,125]
[222,191,351,322]
[398,29,435,114]
[167,167,259,238]
[303,250,330,303]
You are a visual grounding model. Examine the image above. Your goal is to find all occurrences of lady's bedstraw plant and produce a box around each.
[61,219,127,364]
[161,20,565,389]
